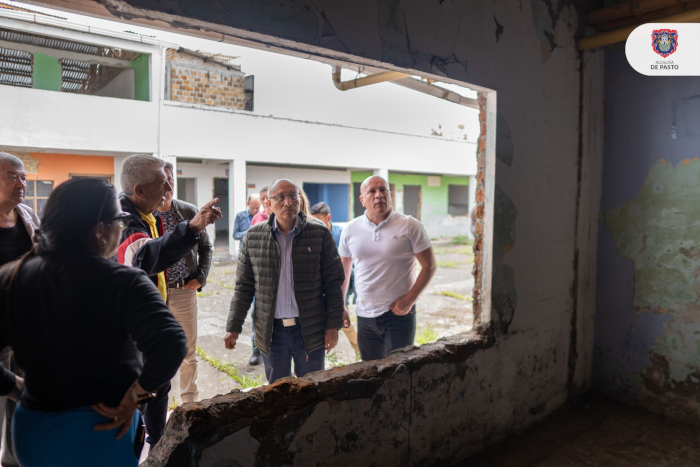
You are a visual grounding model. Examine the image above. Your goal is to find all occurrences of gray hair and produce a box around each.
[259,185,269,195]
[310,202,330,215]
[164,162,174,175]
[247,193,260,203]
[0,151,24,169]
[121,154,165,196]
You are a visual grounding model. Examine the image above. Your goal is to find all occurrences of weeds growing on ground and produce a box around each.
[208,278,235,290]
[437,290,473,301]
[196,346,264,388]
[415,324,439,345]
[196,291,212,298]
[209,268,235,277]
[437,260,457,268]
[434,246,473,256]
[325,352,345,368]
[451,235,473,246]
[167,396,179,411]
[235,373,264,388]
[325,350,362,368]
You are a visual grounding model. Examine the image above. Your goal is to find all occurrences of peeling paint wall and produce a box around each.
[595,44,700,424]
[26,0,605,463]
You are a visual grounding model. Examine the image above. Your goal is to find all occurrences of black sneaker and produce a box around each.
[248,350,262,366]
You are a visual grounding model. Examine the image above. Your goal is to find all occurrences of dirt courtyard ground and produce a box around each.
[167,238,475,406]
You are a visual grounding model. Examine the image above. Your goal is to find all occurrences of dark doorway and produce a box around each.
[403,185,421,219]
[213,178,229,242]
[353,182,364,218]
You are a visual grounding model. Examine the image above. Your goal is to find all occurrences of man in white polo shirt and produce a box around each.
[339,175,436,361]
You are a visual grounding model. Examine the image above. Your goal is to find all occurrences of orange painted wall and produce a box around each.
[28,153,114,184]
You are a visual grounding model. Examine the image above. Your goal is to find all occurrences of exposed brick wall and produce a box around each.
[472,91,487,324]
[165,49,246,110]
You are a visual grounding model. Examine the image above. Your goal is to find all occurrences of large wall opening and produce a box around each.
[3,0,497,390]
[0,26,150,100]
[2,3,505,466]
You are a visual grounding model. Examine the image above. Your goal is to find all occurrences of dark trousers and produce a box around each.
[142,382,170,447]
[345,269,356,305]
[357,307,416,361]
[0,347,20,467]
[261,321,324,383]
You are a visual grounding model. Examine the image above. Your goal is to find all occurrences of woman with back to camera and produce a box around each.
[0,178,186,466]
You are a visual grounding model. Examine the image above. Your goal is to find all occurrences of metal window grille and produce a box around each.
[0,47,32,87]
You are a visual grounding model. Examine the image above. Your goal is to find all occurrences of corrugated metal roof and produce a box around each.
[61,59,90,92]
[0,27,142,94]
[0,28,99,55]
[0,46,31,87]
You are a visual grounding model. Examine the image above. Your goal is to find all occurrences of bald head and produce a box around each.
[359,175,392,223]
[268,179,300,231]
[360,175,388,196]
[269,178,298,197]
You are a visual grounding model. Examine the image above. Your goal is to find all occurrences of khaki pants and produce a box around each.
[168,288,199,403]
[341,323,359,355]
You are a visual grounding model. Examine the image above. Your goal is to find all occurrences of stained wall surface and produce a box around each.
[25,0,605,464]
[594,44,700,424]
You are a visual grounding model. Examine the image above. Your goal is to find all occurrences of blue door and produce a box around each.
[304,183,349,222]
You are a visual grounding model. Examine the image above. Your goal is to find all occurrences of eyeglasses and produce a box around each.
[108,213,131,230]
[269,192,300,203]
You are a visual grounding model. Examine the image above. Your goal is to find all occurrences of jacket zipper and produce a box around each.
[291,228,309,358]
[268,234,280,350]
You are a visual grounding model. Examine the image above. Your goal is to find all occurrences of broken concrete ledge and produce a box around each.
[145,330,495,466]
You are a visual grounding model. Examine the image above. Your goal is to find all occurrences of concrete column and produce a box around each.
[229,159,247,256]
[373,168,389,180]
[113,155,126,193]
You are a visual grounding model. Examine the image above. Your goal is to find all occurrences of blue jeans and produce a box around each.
[13,404,142,466]
[357,307,416,361]
[261,320,325,383]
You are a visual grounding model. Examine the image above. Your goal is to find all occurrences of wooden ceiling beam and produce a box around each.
[579,7,700,50]
[587,0,689,26]
[593,0,700,30]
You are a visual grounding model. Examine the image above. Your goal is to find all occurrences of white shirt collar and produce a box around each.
[364,209,395,229]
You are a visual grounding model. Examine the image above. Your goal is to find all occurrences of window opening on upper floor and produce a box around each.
[0,27,149,100]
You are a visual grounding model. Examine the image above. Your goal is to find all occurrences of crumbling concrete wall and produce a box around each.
[594,44,700,424]
[25,0,605,464]
[151,334,498,466]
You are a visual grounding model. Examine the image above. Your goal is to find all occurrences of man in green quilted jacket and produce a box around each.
[223,179,345,383]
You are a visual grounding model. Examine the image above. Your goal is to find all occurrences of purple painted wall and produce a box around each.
[595,44,700,423]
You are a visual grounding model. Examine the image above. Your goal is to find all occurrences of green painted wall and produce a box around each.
[32,53,61,91]
[390,173,468,218]
[131,54,150,102]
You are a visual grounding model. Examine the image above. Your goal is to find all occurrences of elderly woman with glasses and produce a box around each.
[0,178,186,466]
